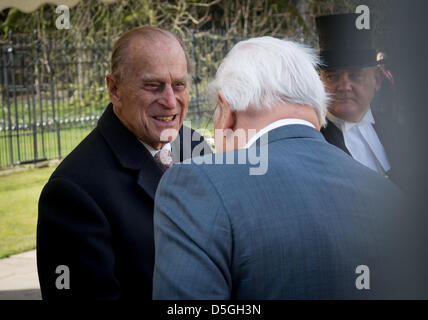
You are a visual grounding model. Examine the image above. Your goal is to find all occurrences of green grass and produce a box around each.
[0,126,92,168]
[0,116,212,169]
[0,166,57,258]
[0,114,215,259]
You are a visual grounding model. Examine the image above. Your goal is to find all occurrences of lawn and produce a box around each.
[0,115,214,259]
[0,126,93,168]
[0,166,56,258]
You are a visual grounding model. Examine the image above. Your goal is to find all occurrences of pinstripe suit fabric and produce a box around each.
[153,124,403,299]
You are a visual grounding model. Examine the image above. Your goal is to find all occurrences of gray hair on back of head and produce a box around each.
[208,36,328,126]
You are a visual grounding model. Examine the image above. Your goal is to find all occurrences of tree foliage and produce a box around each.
[0,0,307,40]
[0,0,389,48]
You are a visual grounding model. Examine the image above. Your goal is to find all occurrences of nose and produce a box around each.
[337,73,352,92]
[160,84,177,109]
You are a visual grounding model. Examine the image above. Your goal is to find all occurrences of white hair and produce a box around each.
[208,36,328,126]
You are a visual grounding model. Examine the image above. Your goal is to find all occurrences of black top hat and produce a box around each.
[316,13,380,70]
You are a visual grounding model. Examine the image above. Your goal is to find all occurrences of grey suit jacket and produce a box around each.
[153,124,406,299]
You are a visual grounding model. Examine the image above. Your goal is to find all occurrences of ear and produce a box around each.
[106,74,122,108]
[374,68,383,92]
[217,91,236,130]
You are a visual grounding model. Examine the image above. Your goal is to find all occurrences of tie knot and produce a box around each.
[154,149,173,172]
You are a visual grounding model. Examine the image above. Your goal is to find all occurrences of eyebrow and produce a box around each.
[141,75,190,83]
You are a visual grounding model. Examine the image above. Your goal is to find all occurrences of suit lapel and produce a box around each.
[170,126,212,163]
[371,110,389,154]
[170,128,182,164]
[170,141,180,163]
[371,110,394,177]
[137,158,164,200]
[320,119,351,156]
[98,103,163,200]
[322,115,395,179]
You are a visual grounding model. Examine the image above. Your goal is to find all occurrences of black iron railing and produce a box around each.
[0,30,243,169]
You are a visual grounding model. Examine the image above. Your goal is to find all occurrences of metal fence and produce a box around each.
[0,30,243,169]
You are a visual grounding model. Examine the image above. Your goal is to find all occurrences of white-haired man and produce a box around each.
[152,37,405,299]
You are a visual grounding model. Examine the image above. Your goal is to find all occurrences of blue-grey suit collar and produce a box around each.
[98,103,163,199]
[258,124,326,146]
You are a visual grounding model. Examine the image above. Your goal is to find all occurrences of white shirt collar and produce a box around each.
[327,108,375,132]
[245,118,316,149]
[140,141,172,157]
[326,108,391,175]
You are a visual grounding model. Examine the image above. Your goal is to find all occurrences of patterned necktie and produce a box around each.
[154,149,173,172]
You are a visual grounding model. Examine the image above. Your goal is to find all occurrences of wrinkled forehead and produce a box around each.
[127,36,185,61]
[124,36,189,79]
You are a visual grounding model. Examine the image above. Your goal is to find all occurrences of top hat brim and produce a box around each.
[319,49,382,70]
[315,14,381,71]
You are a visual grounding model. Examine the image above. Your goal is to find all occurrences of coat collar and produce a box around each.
[320,119,351,156]
[321,116,395,176]
[97,103,163,199]
[258,123,326,147]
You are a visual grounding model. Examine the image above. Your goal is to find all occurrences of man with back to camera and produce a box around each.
[37,26,210,299]
[152,36,408,299]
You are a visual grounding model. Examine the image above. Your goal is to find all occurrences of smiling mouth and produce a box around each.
[154,115,176,122]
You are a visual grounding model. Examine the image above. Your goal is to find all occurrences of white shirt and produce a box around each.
[245,118,316,149]
[140,141,172,158]
[327,109,391,175]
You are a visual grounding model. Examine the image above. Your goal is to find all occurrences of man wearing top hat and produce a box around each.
[316,13,403,186]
